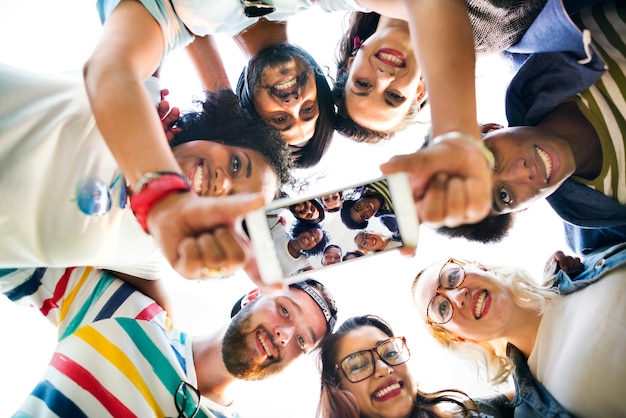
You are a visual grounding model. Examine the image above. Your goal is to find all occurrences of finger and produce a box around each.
[158,99,171,119]
[176,229,249,279]
[399,245,416,257]
[381,153,430,198]
[442,176,466,227]
[183,193,265,231]
[463,175,491,223]
[209,227,248,273]
[163,106,180,125]
[174,236,204,278]
[418,173,448,226]
[160,88,170,100]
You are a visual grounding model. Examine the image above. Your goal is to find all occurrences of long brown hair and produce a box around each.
[316,315,477,418]
[332,12,424,143]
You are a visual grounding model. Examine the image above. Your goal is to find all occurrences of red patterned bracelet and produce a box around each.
[130,172,191,233]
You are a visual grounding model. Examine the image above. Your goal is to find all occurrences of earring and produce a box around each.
[351,36,363,57]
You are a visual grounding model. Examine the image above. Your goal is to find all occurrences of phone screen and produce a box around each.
[246,174,419,284]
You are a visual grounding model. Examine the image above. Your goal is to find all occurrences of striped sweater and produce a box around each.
[1,267,238,418]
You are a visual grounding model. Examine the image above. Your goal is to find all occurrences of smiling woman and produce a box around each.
[0,1,577,417]
[333,12,425,143]
[316,315,511,418]
[412,243,626,417]
[236,41,337,167]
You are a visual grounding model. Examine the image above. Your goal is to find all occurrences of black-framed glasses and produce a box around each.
[337,336,410,383]
[240,0,275,17]
[426,258,467,324]
[175,381,201,418]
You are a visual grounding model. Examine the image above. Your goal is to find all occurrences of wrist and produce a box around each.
[130,172,191,233]
[431,131,495,171]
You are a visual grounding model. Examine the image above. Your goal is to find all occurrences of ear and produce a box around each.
[415,76,426,104]
[344,56,355,73]
[480,123,504,134]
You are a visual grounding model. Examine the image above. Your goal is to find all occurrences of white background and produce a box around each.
[0,1,569,417]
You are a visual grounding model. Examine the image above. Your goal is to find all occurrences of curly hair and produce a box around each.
[332,12,425,143]
[290,221,330,257]
[170,89,294,187]
[316,315,477,418]
[236,43,336,168]
[436,213,516,244]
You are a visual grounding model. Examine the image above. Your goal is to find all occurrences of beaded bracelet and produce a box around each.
[130,171,191,233]
[431,131,495,171]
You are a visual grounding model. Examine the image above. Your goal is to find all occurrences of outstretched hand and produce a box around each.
[146,192,265,280]
[381,137,492,228]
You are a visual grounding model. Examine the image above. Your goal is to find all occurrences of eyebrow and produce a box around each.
[244,152,252,178]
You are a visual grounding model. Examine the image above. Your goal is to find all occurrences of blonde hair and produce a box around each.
[412,259,557,385]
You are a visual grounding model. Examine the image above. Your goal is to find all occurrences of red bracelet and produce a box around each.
[130,172,191,233]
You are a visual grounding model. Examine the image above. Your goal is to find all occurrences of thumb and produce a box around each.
[186,193,265,229]
[380,151,438,198]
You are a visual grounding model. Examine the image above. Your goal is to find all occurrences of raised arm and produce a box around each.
[84,1,179,186]
[83,2,261,279]
[185,35,232,91]
[362,0,493,227]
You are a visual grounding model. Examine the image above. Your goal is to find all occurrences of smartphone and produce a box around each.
[244,173,419,285]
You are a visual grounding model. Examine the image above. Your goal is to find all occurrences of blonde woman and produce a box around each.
[412,242,626,417]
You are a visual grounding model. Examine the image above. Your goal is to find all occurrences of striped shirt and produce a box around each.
[1,267,239,418]
[570,0,626,204]
[364,180,394,214]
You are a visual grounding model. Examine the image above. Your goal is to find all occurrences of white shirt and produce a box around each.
[528,266,626,417]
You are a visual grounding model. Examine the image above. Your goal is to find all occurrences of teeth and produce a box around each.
[258,331,275,359]
[193,164,203,194]
[535,146,552,181]
[275,77,297,91]
[377,52,404,66]
[374,382,401,399]
[474,290,487,319]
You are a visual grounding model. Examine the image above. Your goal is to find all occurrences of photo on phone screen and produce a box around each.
[245,173,419,285]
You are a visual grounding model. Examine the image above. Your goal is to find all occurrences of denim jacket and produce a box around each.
[507,242,626,416]
[503,0,626,254]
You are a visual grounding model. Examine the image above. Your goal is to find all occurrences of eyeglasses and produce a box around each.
[75,173,127,216]
[426,258,467,324]
[174,381,201,418]
[240,0,275,17]
[337,337,410,383]
[356,232,371,249]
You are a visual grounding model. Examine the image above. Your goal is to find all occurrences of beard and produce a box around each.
[222,301,284,381]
